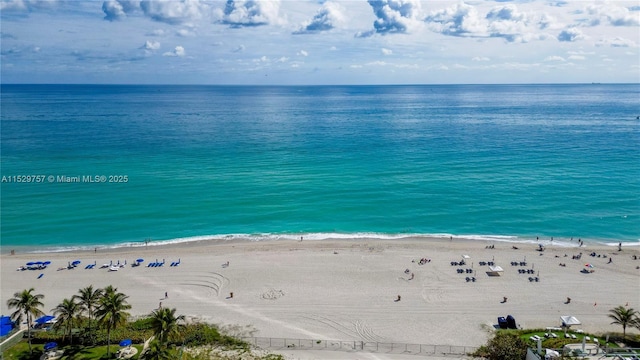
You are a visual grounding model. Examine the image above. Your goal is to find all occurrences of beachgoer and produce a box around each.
[159,302,162,309]
[230,292,234,299]
[165,291,168,299]
[502,296,508,303]
[566,297,571,304]
[618,242,622,251]
[396,295,401,302]
[608,258,612,264]
[409,273,414,280]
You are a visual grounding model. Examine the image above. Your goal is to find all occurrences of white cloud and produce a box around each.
[425,3,552,43]
[222,0,281,28]
[381,48,392,55]
[140,0,206,24]
[425,3,488,38]
[147,29,166,36]
[294,1,345,35]
[163,45,185,57]
[359,0,424,37]
[101,0,142,21]
[142,40,160,50]
[595,37,637,48]
[472,56,490,61]
[232,45,245,52]
[297,50,308,57]
[176,28,195,37]
[1,0,59,12]
[557,27,584,42]
[544,55,565,62]
[585,3,640,26]
[567,55,585,61]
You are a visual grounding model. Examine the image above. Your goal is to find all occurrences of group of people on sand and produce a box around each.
[396,256,432,301]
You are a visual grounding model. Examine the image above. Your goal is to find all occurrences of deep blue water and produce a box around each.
[1,84,639,251]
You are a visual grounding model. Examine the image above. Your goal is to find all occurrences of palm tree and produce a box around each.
[51,298,81,345]
[149,307,185,345]
[140,339,172,360]
[95,288,131,357]
[74,285,103,341]
[102,285,117,297]
[608,305,638,340]
[6,288,45,353]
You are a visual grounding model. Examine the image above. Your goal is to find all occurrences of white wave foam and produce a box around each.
[13,232,638,254]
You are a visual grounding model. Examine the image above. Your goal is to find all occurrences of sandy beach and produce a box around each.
[2,238,639,358]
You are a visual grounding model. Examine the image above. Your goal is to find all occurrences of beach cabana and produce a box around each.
[560,315,581,335]
[34,315,55,329]
[486,265,504,276]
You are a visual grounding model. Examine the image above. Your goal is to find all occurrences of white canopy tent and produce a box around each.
[560,315,581,335]
[487,265,504,276]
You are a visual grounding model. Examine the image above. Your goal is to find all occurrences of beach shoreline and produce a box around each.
[2,232,637,256]
[2,236,639,350]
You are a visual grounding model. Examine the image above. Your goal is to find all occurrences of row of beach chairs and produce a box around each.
[511,261,528,266]
[518,269,536,274]
[478,261,495,266]
[457,268,474,274]
[147,259,181,267]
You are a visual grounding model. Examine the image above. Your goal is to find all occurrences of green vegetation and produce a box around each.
[51,298,82,345]
[471,305,640,360]
[471,332,528,360]
[6,288,45,353]
[3,286,284,359]
[96,286,131,357]
[609,305,640,341]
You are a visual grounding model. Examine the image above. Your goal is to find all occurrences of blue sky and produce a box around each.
[1,0,639,84]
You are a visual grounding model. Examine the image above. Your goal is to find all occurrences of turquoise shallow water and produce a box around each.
[1,84,639,251]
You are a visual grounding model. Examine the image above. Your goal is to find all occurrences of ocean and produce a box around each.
[1,84,639,252]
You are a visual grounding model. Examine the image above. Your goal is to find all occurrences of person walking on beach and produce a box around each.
[165,291,168,299]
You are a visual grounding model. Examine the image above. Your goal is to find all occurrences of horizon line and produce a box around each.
[2,82,639,87]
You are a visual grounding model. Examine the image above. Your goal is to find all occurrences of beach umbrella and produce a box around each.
[584,263,593,268]
[35,315,55,324]
[72,260,81,265]
[136,258,144,263]
[119,339,132,347]
[44,342,57,351]
[43,261,51,265]
[35,261,43,264]
[26,262,35,266]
